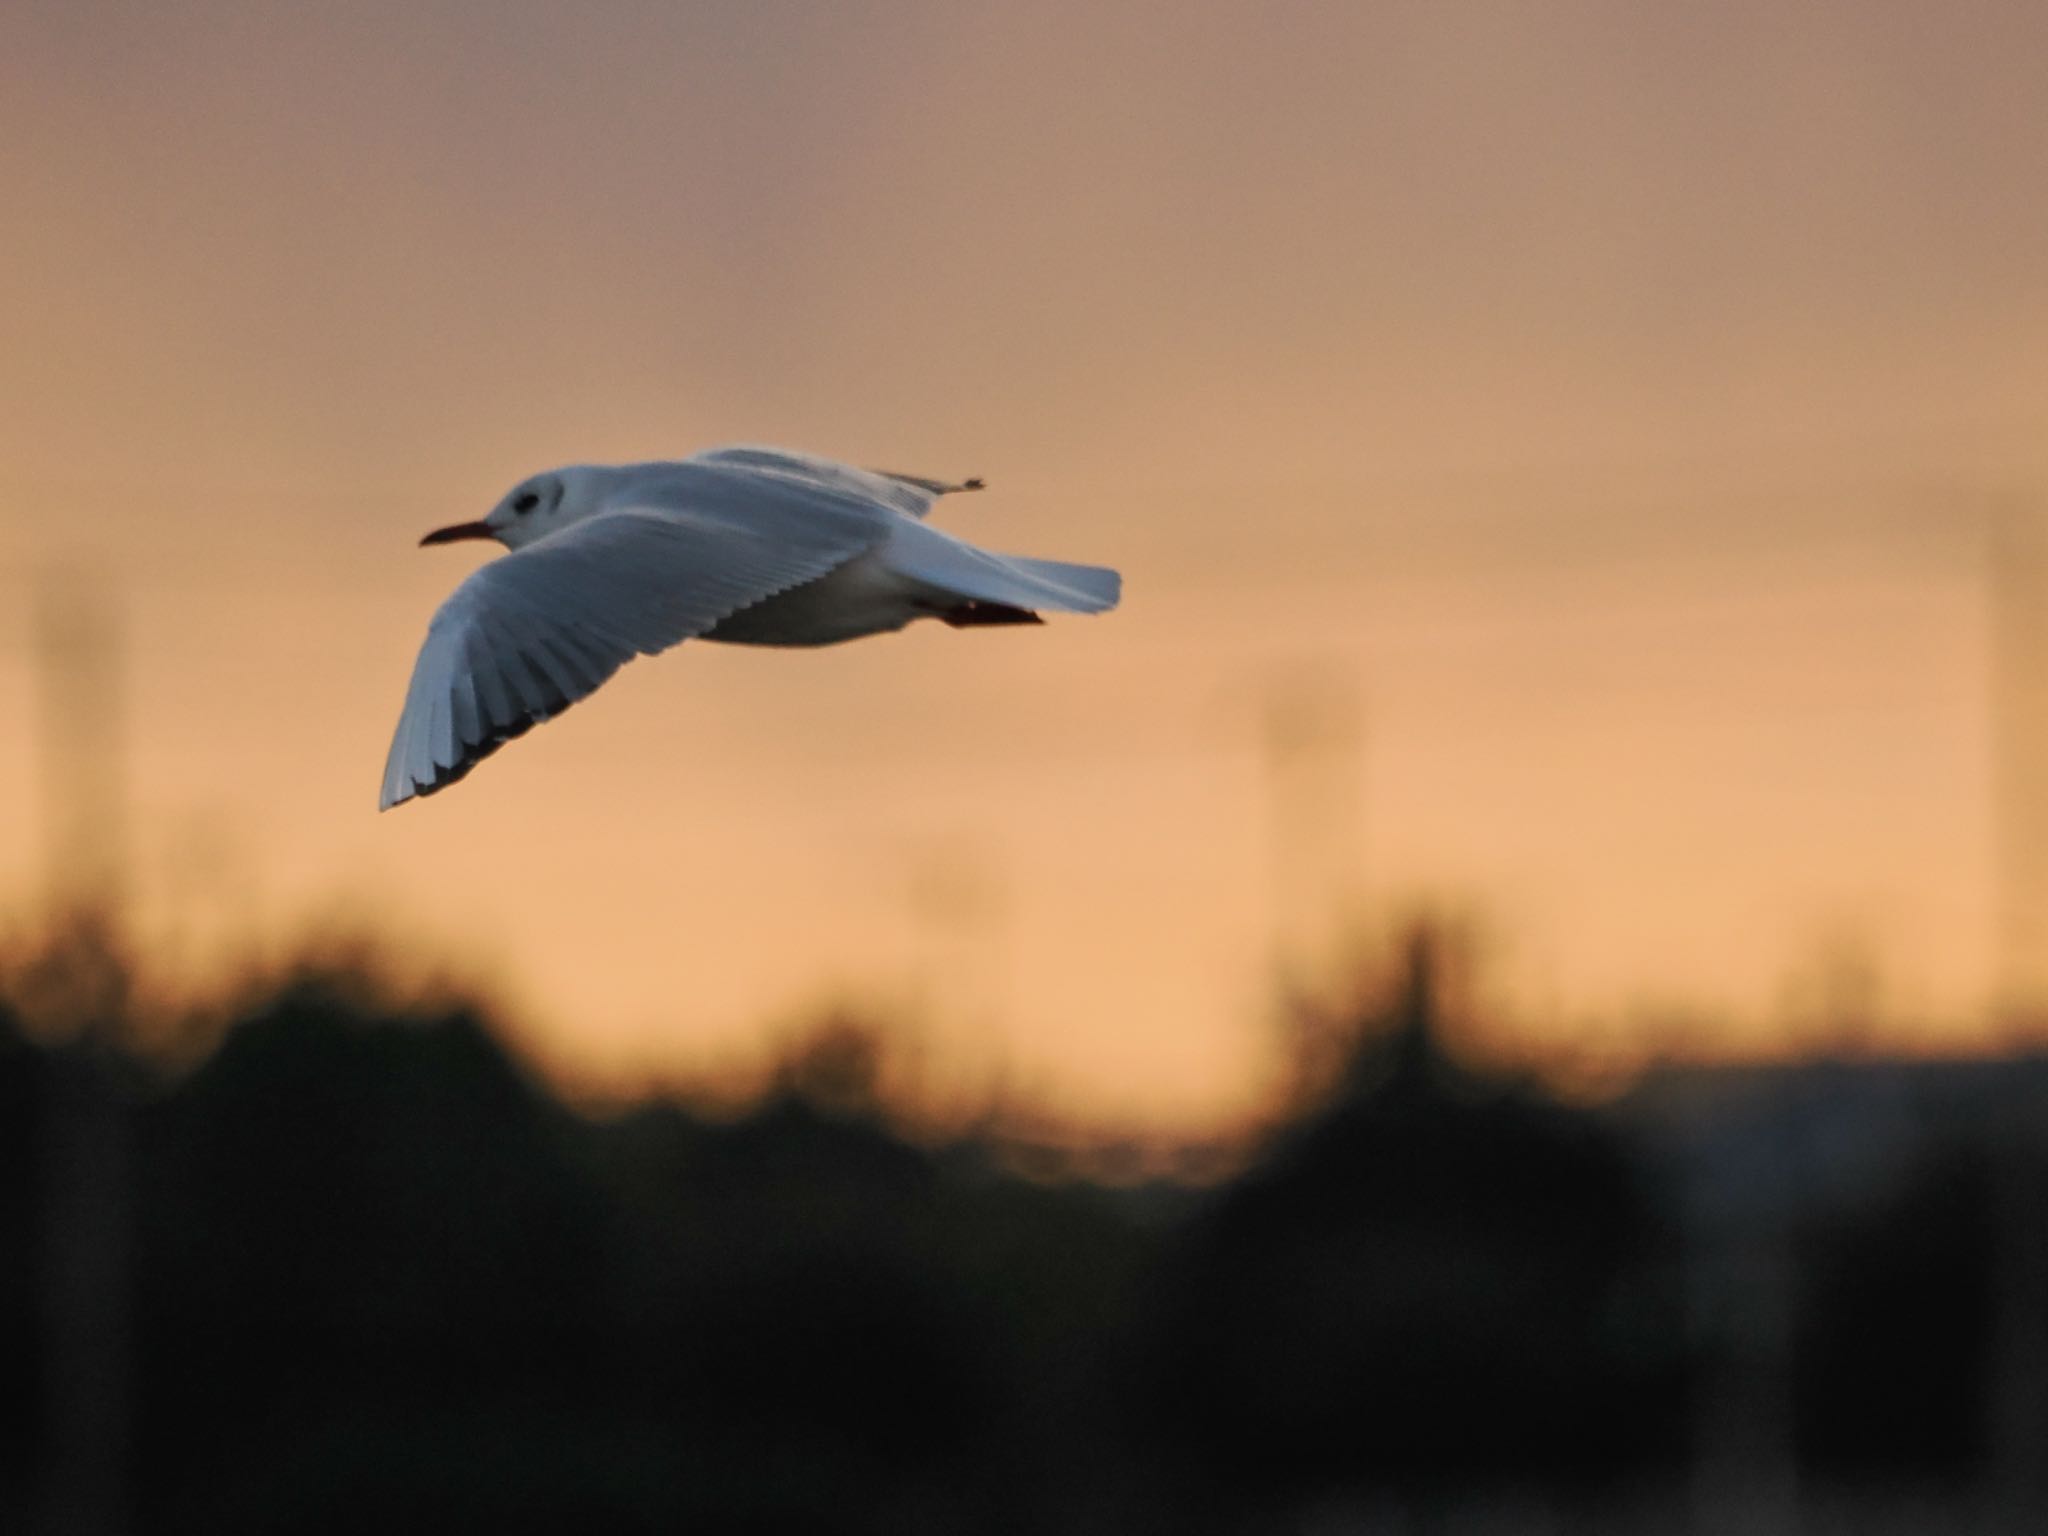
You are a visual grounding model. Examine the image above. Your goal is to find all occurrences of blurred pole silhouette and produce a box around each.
[1256,663,1366,1108]
[1991,509,2048,1029]
[32,566,133,1536]
[1988,1102,2048,1530]
[905,837,1009,1033]
[1683,1112,1801,1536]
[1258,661,1364,966]
[35,568,128,921]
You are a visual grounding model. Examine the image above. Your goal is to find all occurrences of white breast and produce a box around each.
[700,549,927,647]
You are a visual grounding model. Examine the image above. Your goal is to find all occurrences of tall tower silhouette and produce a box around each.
[906,841,1005,1008]
[1990,510,2048,1029]
[35,564,129,921]
[1259,660,1366,984]
[32,564,133,1536]
[1255,654,1369,1101]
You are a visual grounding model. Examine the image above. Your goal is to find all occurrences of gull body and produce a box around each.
[379,445,1121,809]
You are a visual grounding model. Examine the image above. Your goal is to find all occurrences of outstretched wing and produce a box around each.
[693,444,982,520]
[380,482,884,809]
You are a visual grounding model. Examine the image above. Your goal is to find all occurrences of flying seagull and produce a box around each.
[379,445,1121,809]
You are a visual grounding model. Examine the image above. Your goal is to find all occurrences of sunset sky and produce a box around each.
[4,1,2046,1129]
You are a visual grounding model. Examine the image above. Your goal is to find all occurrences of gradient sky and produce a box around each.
[4,1,2046,1129]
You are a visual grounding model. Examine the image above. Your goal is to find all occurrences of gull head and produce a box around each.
[419,467,608,552]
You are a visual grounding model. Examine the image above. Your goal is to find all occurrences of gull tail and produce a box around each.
[884,520,1122,617]
[992,554,1121,612]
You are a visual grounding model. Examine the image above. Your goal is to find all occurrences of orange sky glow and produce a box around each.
[4,2,2047,1132]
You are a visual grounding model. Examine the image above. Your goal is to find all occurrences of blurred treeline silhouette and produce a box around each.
[6,920,2048,1535]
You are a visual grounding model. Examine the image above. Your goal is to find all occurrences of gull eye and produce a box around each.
[511,490,541,514]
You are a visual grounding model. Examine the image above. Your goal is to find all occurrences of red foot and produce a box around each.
[940,601,1043,627]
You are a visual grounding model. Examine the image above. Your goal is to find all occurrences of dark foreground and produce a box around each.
[5,932,2046,1534]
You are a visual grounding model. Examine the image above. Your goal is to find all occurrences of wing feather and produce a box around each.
[463,631,516,729]
[692,444,974,520]
[427,660,458,775]
[447,659,483,750]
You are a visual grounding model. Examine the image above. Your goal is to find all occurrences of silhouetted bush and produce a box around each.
[131,981,614,1531]
[0,1001,46,1519]
[1794,1140,1995,1476]
[1139,935,1685,1510]
[7,931,2045,1533]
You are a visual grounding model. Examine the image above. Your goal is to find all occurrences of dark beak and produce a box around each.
[419,520,496,547]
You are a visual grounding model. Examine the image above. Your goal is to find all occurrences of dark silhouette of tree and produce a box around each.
[0,999,46,1518]
[587,1013,1159,1532]
[8,926,2046,1533]
[1794,1140,1997,1477]
[132,979,623,1533]
[1139,928,1685,1510]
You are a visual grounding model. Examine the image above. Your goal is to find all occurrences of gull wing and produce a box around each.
[379,477,884,809]
[692,443,982,520]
